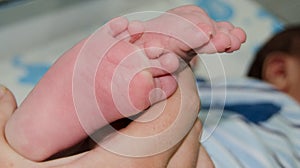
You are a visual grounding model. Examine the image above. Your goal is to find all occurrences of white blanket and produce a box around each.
[198,78,300,167]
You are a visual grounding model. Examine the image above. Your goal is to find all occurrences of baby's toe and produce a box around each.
[225,34,242,52]
[224,28,247,52]
[149,52,180,76]
[144,40,164,59]
[108,17,129,37]
[189,23,213,47]
[211,32,232,52]
[129,71,154,112]
[128,21,144,43]
[217,21,234,31]
[150,75,177,104]
[129,70,177,113]
[231,27,247,43]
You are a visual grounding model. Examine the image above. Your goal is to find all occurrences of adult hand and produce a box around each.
[0,67,212,167]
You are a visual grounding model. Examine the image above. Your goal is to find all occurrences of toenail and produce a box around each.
[129,33,143,43]
[226,45,231,49]
[0,85,7,99]
[225,46,231,52]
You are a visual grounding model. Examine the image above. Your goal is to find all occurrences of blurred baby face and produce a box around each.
[285,55,300,104]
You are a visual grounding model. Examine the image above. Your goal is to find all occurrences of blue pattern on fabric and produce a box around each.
[195,0,234,21]
[224,103,280,124]
[201,102,280,124]
[257,9,284,33]
[12,55,50,85]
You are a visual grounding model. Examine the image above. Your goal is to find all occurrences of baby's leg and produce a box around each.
[5,17,179,161]
[134,5,246,62]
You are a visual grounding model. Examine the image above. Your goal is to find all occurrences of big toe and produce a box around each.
[129,71,177,114]
[129,71,155,113]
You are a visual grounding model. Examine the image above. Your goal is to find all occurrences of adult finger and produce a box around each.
[0,85,17,130]
[167,120,202,168]
[0,86,37,168]
[196,145,215,168]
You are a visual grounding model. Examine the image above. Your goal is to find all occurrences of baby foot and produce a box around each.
[5,17,179,161]
[131,5,246,62]
[93,22,180,121]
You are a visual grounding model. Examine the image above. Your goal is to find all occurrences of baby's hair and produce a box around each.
[247,25,300,79]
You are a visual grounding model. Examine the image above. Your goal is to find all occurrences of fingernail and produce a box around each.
[0,85,7,99]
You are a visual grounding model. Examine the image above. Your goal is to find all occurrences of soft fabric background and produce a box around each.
[0,0,283,103]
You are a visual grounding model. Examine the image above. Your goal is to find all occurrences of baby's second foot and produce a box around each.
[131,5,246,62]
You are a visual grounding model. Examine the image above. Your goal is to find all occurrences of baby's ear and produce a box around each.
[262,52,289,91]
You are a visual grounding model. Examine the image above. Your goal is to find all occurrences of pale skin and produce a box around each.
[0,67,214,168]
[5,5,246,161]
